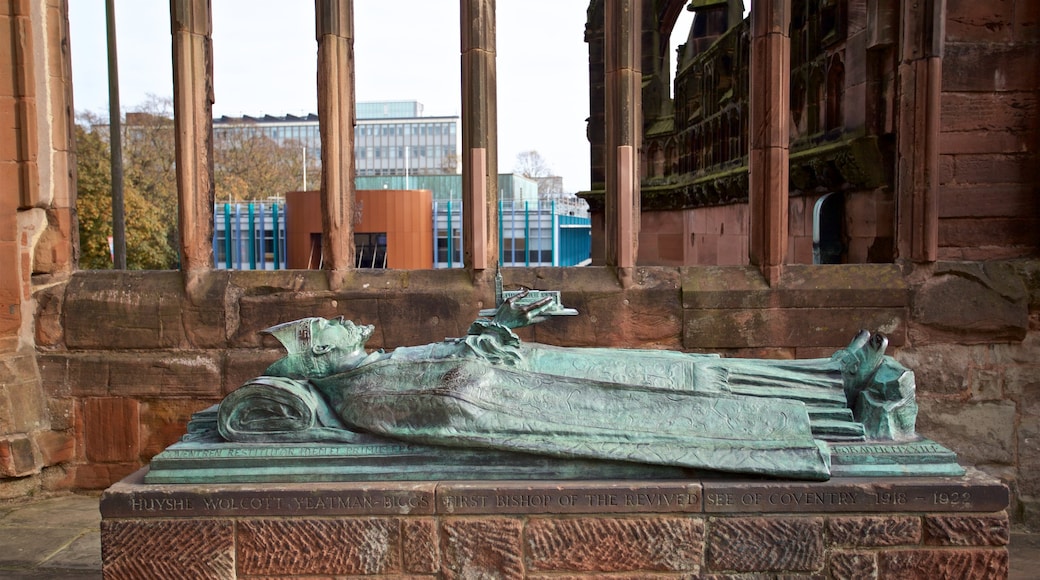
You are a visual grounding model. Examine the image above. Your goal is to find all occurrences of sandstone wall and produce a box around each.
[0,0,77,497]
[938,0,1040,259]
[20,261,1040,529]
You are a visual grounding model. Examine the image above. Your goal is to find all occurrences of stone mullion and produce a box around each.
[604,0,641,270]
[895,0,943,262]
[748,0,791,286]
[460,0,497,271]
[315,0,356,277]
[170,0,214,274]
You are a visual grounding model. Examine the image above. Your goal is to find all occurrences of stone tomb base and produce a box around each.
[101,468,1010,579]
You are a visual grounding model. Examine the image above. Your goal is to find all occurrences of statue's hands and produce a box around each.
[492,289,555,329]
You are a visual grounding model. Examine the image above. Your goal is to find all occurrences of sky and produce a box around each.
[68,1,696,194]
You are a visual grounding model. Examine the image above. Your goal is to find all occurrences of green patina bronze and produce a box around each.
[152,288,963,483]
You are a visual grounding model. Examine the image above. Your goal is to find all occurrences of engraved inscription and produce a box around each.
[438,487,700,514]
[129,497,195,512]
[703,482,1006,514]
[116,490,432,517]
[200,497,283,511]
[831,443,948,455]
[706,491,857,508]
[162,444,414,459]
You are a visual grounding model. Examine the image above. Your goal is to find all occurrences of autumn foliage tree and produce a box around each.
[75,98,312,269]
[213,126,307,202]
[75,122,177,269]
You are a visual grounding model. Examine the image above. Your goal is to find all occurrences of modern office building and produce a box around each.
[212,100,459,179]
[212,191,591,271]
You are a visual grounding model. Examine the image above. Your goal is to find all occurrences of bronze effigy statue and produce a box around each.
[208,291,922,481]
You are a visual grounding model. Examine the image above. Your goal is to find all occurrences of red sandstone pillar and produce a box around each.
[896,0,943,262]
[748,0,790,286]
[460,0,498,271]
[604,0,641,269]
[170,0,214,274]
[315,0,357,277]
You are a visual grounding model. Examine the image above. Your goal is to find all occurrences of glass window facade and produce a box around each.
[213,102,458,182]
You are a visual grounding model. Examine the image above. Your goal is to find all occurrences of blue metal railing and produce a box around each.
[214,199,590,270]
[213,202,286,270]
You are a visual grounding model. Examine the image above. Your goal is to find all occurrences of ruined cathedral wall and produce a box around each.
[24,261,1040,529]
[0,0,77,498]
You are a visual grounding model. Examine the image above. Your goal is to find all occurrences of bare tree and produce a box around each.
[514,150,563,196]
[514,149,551,179]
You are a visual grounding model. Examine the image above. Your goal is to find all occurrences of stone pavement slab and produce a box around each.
[0,494,101,579]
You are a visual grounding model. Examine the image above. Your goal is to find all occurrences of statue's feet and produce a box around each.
[836,330,889,395]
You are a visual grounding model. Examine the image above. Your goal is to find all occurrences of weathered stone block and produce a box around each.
[827,515,922,547]
[34,429,74,465]
[138,398,218,460]
[0,434,38,476]
[233,292,343,348]
[684,306,904,350]
[441,518,523,580]
[83,397,140,463]
[943,44,1040,91]
[223,348,285,395]
[954,153,1036,185]
[31,278,64,347]
[1,379,47,433]
[893,343,987,397]
[36,353,68,397]
[180,270,229,349]
[403,517,440,574]
[829,550,878,580]
[237,518,401,576]
[939,219,1038,260]
[912,262,1029,343]
[878,548,1008,579]
[939,184,1038,219]
[64,271,186,349]
[924,514,1010,546]
[503,268,679,349]
[107,352,223,398]
[1015,0,1040,41]
[376,292,471,348]
[65,353,111,397]
[1019,415,1040,496]
[70,462,139,490]
[969,367,1004,401]
[940,131,1035,156]
[46,397,74,431]
[101,519,234,579]
[706,517,824,572]
[684,265,907,309]
[946,0,1013,43]
[916,400,1017,465]
[60,351,224,399]
[526,516,703,573]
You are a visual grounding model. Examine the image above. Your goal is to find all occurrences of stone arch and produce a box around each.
[813,192,845,264]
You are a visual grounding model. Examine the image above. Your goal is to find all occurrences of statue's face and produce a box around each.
[313,317,374,356]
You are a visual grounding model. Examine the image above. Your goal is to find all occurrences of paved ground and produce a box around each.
[0,493,1037,578]
[0,494,102,579]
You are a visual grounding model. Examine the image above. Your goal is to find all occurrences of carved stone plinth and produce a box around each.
[101,468,1009,579]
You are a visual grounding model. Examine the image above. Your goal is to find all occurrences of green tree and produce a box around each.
[75,123,177,269]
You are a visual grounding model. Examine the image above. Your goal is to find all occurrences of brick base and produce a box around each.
[100,468,1009,579]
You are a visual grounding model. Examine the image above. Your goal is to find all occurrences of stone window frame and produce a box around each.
[167,0,941,285]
